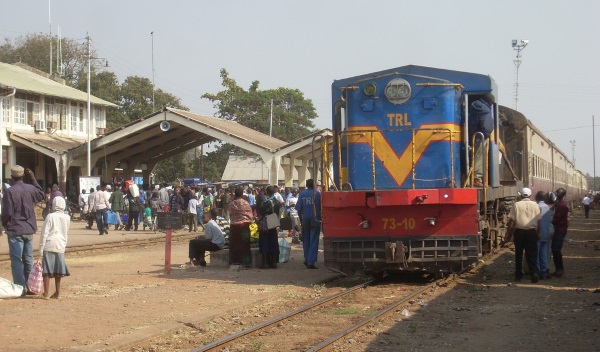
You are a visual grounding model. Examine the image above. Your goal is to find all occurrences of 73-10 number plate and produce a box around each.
[382,217,416,230]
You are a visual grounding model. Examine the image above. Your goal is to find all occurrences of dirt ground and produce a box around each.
[0,209,599,352]
[332,210,600,352]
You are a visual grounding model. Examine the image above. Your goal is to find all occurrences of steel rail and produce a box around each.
[307,281,437,351]
[308,270,466,351]
[191,279,375,352]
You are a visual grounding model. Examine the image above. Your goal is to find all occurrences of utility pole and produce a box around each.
[593,115,596,191]
[151,31,155,110]
[49,0,52,75]
[269,99,273,136]
[512,39,529,111]
[570,140,576,166]
[87,34,91,176]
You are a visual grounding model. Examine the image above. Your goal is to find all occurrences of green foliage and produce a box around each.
[201,69,318,181]
[585,174,600,191]
[152,151,193,185]
[200,144,244,183]
[202,68,316,142]
[0,33,91,87]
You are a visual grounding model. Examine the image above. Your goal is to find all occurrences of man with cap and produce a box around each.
[1,165,45,294]
[508,187,541,283]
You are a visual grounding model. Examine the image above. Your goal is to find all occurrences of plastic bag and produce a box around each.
[0,277,24,298]
[279,238,291,263]
[106,210,119,225]
[27,262,43,295]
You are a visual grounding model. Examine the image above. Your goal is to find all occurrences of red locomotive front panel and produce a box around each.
[322,189,480,274]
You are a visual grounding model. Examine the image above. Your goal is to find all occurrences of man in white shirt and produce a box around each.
[583,194,591,218]
[78,189,89,219]
[285,188,299,216]
[274,187,285,217]
[187,194,199,232]
[92,184,111,235]
[188,212,225,267]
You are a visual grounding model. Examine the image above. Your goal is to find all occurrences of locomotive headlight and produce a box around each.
[363,83,377,96]
[384,78,411,105]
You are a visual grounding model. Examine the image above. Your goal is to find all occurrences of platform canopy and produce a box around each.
[61,107,332,186]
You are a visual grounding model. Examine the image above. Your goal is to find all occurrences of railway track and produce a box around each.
[189,273,455,352]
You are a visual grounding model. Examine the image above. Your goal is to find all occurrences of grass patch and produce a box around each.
[330,308,359,315]
[249,339,265,351]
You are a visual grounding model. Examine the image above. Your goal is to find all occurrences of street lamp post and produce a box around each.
[512,39,529,111]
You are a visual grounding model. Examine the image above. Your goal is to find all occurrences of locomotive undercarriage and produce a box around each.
[324,235,481,276]
[477,184,520,253]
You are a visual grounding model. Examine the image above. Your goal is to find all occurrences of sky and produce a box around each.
[2,1,599,175]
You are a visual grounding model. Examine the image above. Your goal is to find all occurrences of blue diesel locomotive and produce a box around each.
[321,65,585,276]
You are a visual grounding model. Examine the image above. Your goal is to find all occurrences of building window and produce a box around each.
[57,104,67,130]
[70,105,79,131]
[79,106,84,132]
[28,102,40,125]
[2,97,10,123]
[14,99,26,125]
[94,107,102,128]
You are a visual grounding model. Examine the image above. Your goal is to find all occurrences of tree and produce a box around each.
[0,33,92,87]
[202,68,316,142]
[200,69,318,181]
[120,76,188,122]
[74,71,128,130]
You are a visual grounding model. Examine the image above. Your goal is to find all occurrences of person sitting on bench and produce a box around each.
[188,212,225,267]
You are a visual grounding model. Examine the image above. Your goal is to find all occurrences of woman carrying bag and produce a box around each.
[257,185,280,269]
[38,196,71,300]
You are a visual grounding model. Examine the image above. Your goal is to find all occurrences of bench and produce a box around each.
[208,248,262,268]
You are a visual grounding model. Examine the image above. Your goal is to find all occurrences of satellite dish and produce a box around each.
[159,121,170,131]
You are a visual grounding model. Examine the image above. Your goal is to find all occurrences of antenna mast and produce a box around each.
[512,39,529,110]
[49,0,52,75]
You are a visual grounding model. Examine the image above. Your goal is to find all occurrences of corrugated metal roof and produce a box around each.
[221,155,310,182]
[0,62,117,107]
[167,108,287,151]
[12,132,85,154]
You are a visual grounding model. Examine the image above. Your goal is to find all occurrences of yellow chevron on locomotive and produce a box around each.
[347,123,461,186]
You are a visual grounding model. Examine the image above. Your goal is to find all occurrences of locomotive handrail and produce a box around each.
[338,127,458,189]
[415,83,465,89]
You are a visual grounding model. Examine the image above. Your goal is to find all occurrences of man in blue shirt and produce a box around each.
[295,179,321,269]
[1,165,45,294]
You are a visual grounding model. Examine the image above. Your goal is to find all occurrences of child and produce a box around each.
[142,202,153,231]
[39,196,71,300]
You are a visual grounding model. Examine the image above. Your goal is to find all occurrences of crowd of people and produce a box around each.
[1,165,323,298]
[508,187,569,283]
[185,179,321,270]
[76,179,322,271]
